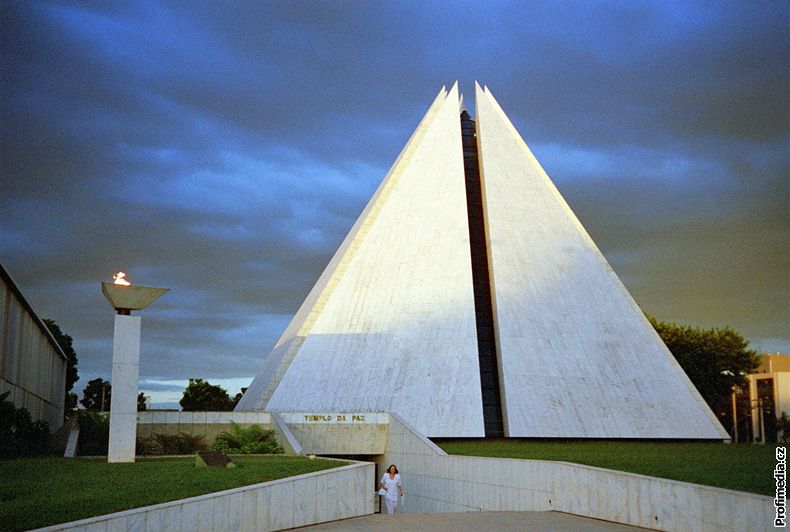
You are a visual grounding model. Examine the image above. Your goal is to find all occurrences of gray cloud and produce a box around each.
[1,0,788,403]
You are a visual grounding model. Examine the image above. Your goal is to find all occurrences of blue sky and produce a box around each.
[2,1,788,408]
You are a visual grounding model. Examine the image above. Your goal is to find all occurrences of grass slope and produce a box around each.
[0,455,344,531]
[438,440,779,496]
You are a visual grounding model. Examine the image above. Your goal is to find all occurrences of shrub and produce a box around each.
[0,391,51,457]
[136,432,207,455]
[212,422,283,454]
[76,411,109,456]
[136,435,163,456]
[779,412,790,443]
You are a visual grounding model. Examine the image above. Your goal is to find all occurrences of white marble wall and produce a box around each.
[39,461,374,531]
[108,315,141,462]
[138,411,388,456]
[237,87,454,414]
[383,412,774,531]
[137,411,272,425]
[136,411,378,458]
[281,412,389,455]
[0,267,68,429]
[241,84,486,438]
[135,411,299,453]
[474,84,727,439]
[270,413,303,455]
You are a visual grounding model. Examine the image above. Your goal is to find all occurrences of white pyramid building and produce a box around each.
[237,83,728,440]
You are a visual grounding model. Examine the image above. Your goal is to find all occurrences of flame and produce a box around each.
[113,272,131,286]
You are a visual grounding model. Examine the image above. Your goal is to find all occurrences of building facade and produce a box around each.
[0,264,67,428]
[734,354,790,443]
[238,83,728,440]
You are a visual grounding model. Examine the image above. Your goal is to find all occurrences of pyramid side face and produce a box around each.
[237,87,452,412]
[475,86,728,439]
[239,85,485,437]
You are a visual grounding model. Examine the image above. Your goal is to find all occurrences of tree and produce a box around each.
[179,379,234,411]
[649,316,759,433]
[81,382,147,412]
[137,392,148,412]
[81,378,111,411]
[65,392,78,415]
[43,319,79,419]
[231,387,248,409]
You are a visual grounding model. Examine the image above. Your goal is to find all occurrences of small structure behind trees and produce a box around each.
[649,315,760,440]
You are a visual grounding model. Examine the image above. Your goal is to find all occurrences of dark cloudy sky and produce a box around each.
[2,1,788,408]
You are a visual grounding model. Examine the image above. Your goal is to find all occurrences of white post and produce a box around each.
[107,314,142,463]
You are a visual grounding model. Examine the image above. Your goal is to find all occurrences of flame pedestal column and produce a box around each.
[102,281,167,464]
[108,314,142,463]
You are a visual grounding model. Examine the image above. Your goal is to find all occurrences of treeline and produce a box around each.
[76,378,247,413]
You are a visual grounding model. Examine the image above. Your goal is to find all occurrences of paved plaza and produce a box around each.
[296,511,647,531]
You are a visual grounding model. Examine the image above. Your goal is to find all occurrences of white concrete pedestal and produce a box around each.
[107,314,141,463]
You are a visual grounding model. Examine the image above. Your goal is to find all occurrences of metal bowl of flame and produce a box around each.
[102,283,168,313]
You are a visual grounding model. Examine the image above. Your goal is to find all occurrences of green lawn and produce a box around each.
[437,440,779,496]
[0,455,345,531]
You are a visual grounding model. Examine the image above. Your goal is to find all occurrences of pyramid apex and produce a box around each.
[447,82,462,112]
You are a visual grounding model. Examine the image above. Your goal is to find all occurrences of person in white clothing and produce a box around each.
[379,464,403,514]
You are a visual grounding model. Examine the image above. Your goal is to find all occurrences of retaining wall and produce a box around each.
[381,412,774,531]
[136,411,285,451]
[38,461,374,531]
[279,412,389,455]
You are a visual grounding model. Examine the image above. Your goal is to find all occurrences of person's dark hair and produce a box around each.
[387,464,398,474]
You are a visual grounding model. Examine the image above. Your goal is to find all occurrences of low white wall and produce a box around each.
[135,411,300,453]
[138,411,272,425]
[280,412,389,455]
[38,461,374,531]
[382,412,774,531]
[135,411,388,456]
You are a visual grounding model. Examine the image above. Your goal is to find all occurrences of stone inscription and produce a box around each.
[303,414,366,422]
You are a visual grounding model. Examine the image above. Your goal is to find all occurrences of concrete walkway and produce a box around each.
[295,511,649,531]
